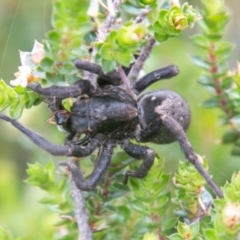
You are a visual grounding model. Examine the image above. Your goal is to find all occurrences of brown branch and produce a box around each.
[69,157,93,240]
[85,0,122,81]
[134,6,151,24]
[97,0,122,41]
[117,65,135,97]
[128,35,156,84]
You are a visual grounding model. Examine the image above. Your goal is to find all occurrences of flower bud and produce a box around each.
[117,24,147,48]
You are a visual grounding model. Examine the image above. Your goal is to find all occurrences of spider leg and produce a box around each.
[121,139,155,184]
[0,114,104,157]
[133,65,179,95]
[28,79,96,99]
[74,59,122,86]
[74,60,134,87]
[160,113,223,198]
[63,140,115,191]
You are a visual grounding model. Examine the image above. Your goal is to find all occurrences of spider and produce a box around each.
[0,60,223,197]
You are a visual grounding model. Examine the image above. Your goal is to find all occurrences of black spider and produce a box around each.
[0,60,223,197]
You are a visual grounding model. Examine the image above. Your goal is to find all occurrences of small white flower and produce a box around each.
[10,40,43,87]
[31,40,44,64]
[87,0,99,17]
[222,202,240,229]
[10,66,32,87]
[19,50,30,66]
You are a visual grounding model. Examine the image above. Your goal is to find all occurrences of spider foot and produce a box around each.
[123,169,146,184]
[59,161,72,175]
[60,162,93,191]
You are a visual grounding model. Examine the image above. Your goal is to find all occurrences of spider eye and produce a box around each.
[46,110,70,125]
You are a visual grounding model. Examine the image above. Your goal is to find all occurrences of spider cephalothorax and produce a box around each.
[0,61,223,197]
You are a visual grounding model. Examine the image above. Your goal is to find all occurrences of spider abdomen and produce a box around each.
[137,90,190,144]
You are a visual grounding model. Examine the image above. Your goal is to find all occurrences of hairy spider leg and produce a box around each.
[159,113,223,198]
[0,113,104,157]
[74,59,123,86]
[121,139,155,184]
[63,140,115,191]
[133,65,179,95]
[28,79,96,99]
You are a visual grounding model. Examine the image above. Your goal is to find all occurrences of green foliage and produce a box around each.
[153,3,200,42]
[191,0,240,156]
[39,0,91,84]
[95,22,147,72]
[20,154,226,240]
[26,161,78,239]
[201,172,240,240]
[1,0,240,239]
[0,79,42,119]
[168,221,201,240]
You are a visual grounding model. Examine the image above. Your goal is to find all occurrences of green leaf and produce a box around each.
[39,196,59,205]
[197,76,214,86]
[202,98,219,108]
[177,221,191,239]
[158,9,168,26]
[121,2,142,15]
[221,77,233,90]
[191,56,210,70]
[189,221,200,239]
[214,41,233,57]
[40,57,54,71]
[9,101,24,119]
[142,232,158,240]
[154,32,168,42]
[83,31,97,45]
[205,12,229,31]
[101,59,116,73]
[108,31,118,49]
[202,229,218,240]
[190,34,210,49]
[138,0,156,5]
[46,30,61,44]
[100,43,113,61]
[128,200,149,216]
[231,145,240,156]
[25,161,56,191]
[162,218,178,235]
[222,130,239,144]
[113,51,132,67]
[163,25,181,37]
[57,61,78,75]
[46,72,65,84]
[168,233,184,240]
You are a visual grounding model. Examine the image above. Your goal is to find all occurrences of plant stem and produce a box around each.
[208,43,232,118]
[69,157,93,240]
[128,35,156,84]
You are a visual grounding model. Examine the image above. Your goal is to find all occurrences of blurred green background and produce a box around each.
[0,0,240,238]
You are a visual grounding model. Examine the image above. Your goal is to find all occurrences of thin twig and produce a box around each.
[69,157,92,240]
[85,0,122,81]
[97,0,122,41]
[128,35,156,84]
[117,64,135,97]
[134,6,151,24]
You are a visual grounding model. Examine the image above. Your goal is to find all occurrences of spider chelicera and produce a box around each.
[0,59,223,197]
